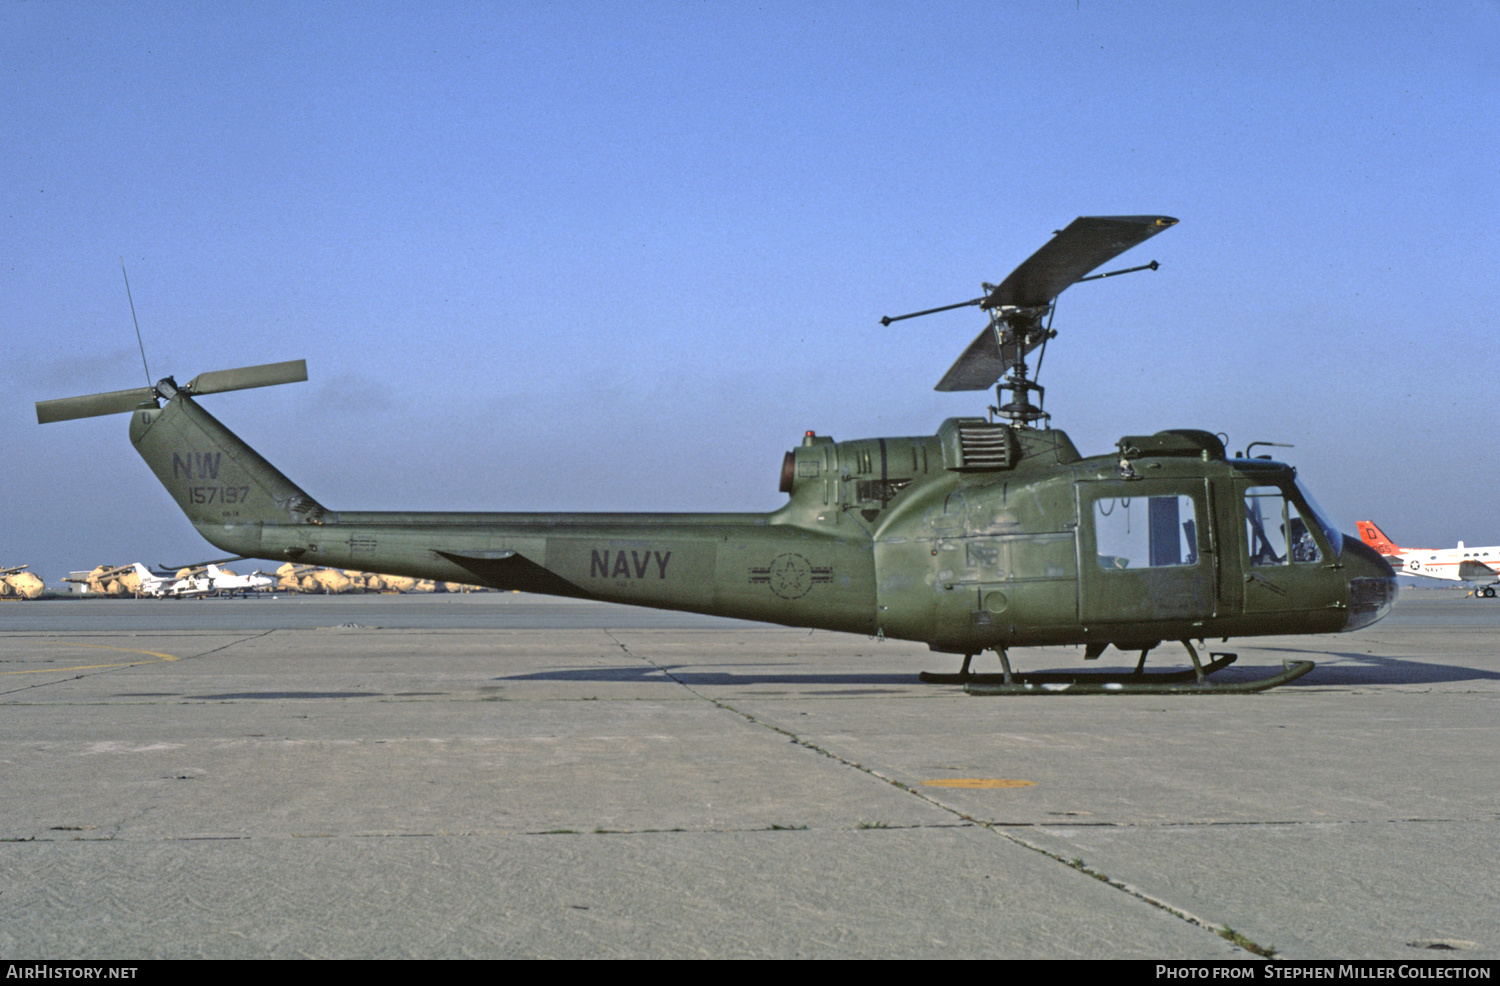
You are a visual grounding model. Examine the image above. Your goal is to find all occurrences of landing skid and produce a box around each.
[920,640,1315,694]
[964,659,1314,695]
[920,653,1238,686]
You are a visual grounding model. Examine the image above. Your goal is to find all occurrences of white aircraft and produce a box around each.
[1356,522,1500,598]
[133,562,269,598]
[130,563,194,598]
[199,564,273,596]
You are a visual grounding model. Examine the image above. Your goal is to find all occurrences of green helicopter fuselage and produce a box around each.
[127,392,1396,654]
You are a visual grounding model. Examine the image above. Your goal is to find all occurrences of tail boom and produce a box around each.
[129,392,877,631]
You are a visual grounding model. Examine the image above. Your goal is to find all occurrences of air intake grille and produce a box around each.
[957,424,1015,470]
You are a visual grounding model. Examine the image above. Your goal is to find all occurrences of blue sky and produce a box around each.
[4,1,1498,580]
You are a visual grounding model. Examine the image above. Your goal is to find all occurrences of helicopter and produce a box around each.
[63,563,140,597]
[36,215,1396,693]
[0,565,46,600]
[271,562,357,595]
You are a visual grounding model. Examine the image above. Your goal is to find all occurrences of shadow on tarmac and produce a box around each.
[500,650,1500,689]
[1250,647,1500,687]
[500,666,923,686]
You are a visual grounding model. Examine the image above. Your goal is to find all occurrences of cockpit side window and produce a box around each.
[1245,486,1322,566]
[1293,478,1344,557]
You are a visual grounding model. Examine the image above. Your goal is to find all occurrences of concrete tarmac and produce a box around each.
[1,588,1496,958]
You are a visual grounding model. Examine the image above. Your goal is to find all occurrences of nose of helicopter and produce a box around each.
[1340,532,1398,631]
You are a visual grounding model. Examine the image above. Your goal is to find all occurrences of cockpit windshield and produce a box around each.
[1293,478,1343,557]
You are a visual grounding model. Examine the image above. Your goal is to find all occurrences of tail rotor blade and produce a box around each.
[36,387,157,424]
[38,358,307,425]
[186,359,307,395]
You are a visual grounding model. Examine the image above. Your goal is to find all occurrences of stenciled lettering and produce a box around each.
[188,486,250,506]
[588,549,672,579]
[172,451,223,480]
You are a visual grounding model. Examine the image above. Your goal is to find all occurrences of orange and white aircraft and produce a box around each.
[1356,522,1500,598]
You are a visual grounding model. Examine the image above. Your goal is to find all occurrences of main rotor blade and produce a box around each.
[185,359,307,395]
[159,555,247,571]
[35,387,156,424]
[981,215,1177,310]
[935,215,1177,392]
[936,330,1045,392]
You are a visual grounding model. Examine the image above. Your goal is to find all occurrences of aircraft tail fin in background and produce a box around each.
[1356,521,1402,555]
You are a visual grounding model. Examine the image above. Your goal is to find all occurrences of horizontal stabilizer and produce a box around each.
[186,360,307,395]
[435,549,588,598]
[36,387,156,424]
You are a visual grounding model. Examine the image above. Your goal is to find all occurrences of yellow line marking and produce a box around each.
[920,778,1036,789]
[0,642,181,674]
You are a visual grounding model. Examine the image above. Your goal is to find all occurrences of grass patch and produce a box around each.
[1218,925,1276,957]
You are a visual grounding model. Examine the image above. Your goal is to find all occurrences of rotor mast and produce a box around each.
[983,298,1053,426]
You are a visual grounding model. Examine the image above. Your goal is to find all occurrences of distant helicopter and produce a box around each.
[272,563,355,594]
[37,216,1396,692]
[64,564,138,597]
[345,571,425,593]
[0,565,46,600]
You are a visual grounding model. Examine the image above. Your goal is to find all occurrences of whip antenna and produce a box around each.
[120,258,151,386]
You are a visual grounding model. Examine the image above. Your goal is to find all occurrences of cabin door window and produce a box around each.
[1077,481,1215,624]
[1092,494,1199,571]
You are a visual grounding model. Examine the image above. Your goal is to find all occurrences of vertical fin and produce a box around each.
[1356,521,1401,554]
[130,394,332,557]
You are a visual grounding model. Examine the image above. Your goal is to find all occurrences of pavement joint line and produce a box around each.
[0,630,277,698]
[1029,814,1496,829]
[602,629,1274,957]
[186,629,279,658]
[3,821,981,843]
[984,825,1276,956]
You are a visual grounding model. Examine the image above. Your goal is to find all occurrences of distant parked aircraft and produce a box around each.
[130,563,187,597]
[65,564,138,596]
[274,563,355,594]
[0,566,45,600]
[1356,522,1499,598]
[197,564,273,596]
